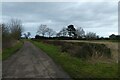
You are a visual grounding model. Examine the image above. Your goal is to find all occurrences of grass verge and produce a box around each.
[31,40,118,78]
[2,40,23,60]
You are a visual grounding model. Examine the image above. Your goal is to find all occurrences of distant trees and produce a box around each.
[76,27,85,38]
[35,24,102,40]
[37,24,48,37]
[27,32,31,38]
[56,32,61,37]
[56,25,85,39]
[109,34,116,40]
[47,28,56,37]
[23,33,27,39]
[67,25,76,37]
[56,25,85,38]
[109,34,120,40]
[37,24,56,37]
[56,27,68,37]
[36,24,120,40]
[24,32,31,39]
[85,32,99,39]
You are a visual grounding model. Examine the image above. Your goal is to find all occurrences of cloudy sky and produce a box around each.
[1,1,118,38]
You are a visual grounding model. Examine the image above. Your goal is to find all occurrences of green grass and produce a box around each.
[2,41,23,60]
[31,40,118,78]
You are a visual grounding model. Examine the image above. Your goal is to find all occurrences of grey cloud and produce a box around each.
[2,2,118,37]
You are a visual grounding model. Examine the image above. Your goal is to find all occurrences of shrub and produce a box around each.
[60,42,111,59]
[41,40,111,59]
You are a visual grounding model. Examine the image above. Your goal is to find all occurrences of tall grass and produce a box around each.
[2,41,23,60]
[31,40,118,78]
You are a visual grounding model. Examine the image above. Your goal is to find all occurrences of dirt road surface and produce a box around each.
[2,41,71,79]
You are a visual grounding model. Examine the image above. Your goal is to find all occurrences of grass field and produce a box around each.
[58,40,118,63]
[32,40,118,78]
[2,40,23,60]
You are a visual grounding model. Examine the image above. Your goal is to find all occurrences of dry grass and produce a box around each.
[61,40,118,63]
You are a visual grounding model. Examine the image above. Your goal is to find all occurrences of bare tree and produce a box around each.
[9,19,23,40]
[56,27,67,37]
[37,24,48,37]
[76,27,85,38]
[60,27,68,37]
[85,32,98,39]
[56,32,61,37]
[47,28,56,37]
[2,19,23,49]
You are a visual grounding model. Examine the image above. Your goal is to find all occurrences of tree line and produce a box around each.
[1,18,120,49]
[35,24,99,40]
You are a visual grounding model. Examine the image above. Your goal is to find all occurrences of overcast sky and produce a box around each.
[1,2,118,38]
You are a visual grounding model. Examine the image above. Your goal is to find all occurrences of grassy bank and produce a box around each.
[31,40,118,78]
[2,40,23,60]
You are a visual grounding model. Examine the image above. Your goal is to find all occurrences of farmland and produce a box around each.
[31,40,119,78]
[60,40,119,63]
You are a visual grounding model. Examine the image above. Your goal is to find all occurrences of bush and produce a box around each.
[61,42,111,59]
[52,41,111,59]
[39,40,111,59]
